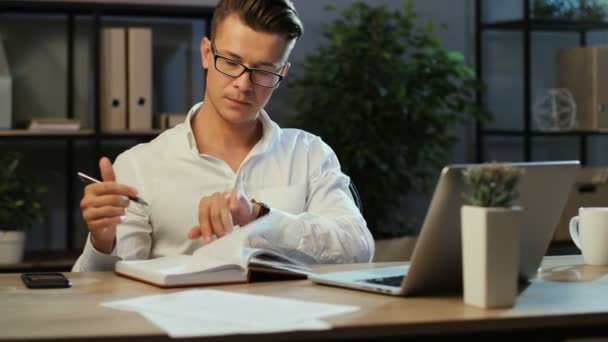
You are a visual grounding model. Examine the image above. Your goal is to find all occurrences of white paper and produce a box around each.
[507,274,608,315]
[139,311,330,338]
[102,289,359,337]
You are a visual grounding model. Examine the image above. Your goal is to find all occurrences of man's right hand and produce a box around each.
[79,157,139,254]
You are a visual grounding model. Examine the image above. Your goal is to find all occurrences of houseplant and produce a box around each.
[289,1,491,238]
[461,162,524,308]
[0,152,46,263]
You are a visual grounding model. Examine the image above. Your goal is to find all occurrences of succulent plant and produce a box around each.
[462,163,524,208]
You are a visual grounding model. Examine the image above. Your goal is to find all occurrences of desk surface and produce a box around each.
[2,255,608,341]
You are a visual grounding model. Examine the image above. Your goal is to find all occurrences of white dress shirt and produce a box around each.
[73,102,375,271]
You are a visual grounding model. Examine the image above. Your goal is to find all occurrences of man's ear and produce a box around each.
[200,37,211,70]
[281,62,291,77]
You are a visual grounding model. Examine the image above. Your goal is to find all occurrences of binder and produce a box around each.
[0,34,12,129]
[557,47,608,130]
[127,27,153,130]
[100,27,127,131]
[157,113,187,129]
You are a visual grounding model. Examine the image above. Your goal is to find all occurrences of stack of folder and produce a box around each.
[100,27,153,132]
[0,34,12,129]
[157,113,188,129]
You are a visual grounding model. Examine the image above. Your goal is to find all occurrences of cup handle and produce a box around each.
[569,216,582,250]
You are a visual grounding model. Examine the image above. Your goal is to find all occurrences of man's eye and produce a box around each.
[225,60,239,66]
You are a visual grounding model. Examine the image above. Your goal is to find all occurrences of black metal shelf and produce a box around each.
[475,0,607,165]
[0,1,213,257]
[482,129,608,137]
[481,19,608,32]
[0,1,214,18]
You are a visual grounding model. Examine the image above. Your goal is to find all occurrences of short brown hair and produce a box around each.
[210,0,303,41]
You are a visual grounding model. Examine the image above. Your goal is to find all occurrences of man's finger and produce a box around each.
[210,200,225,238]
[187,226,202,239]
[221,207,233,233]
[99,157,116,182]
[198,199,213,243]
[82,206,125,222]
[229,189,241,211]
[83,183,138,199]
[88,217,122,232]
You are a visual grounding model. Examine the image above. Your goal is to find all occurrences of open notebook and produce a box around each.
[115,227,311,288]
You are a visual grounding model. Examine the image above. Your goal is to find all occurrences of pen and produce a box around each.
[77,172,149,206]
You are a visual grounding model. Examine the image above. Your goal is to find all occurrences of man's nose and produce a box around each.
[233,70,254,91]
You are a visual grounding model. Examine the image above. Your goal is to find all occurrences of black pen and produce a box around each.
[77,172,149,206]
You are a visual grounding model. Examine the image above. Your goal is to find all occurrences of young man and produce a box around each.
[73,0,374,271]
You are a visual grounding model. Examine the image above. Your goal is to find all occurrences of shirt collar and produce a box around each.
[184,102,279,156]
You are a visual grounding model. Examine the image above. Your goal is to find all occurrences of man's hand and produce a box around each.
[79,157,139,254]
[188,190,261,243]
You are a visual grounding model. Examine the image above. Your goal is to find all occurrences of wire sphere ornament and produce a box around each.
[533,88,577,131]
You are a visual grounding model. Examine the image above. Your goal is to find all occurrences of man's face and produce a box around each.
[201,14,294,125]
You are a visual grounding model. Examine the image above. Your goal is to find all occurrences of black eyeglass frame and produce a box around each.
[210,41,287,88]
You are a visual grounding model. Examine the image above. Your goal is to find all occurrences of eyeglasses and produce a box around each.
[210,41,286,88]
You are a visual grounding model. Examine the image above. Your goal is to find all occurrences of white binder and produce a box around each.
[127,27,153,130]
[100,27,127,131]
[0,34,12,129]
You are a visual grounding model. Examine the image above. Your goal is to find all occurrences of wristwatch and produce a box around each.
[251,199,270,219]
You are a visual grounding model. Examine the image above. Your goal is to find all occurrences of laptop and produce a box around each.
[309,161,580,296]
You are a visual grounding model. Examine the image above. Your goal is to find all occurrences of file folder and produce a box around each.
[557,47,608,130]
[100,27,127,131]
[0,34,12,129]
[127,27,153,130]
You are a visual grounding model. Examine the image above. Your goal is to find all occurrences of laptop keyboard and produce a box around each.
[359,275,404,287]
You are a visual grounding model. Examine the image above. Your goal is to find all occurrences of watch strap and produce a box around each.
[251,199,270,219]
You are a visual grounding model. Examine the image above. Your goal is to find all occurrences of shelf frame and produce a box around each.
[474,0,608,165]
[0,0,213,255]
[481,19,608,32]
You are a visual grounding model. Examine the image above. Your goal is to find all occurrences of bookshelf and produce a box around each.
[0,0,214,264]
[475,0,608,165]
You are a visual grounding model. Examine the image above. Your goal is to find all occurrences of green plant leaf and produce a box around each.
[0,152,47,231]
[287,0,493,237]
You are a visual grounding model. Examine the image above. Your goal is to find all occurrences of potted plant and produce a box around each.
[0,152,46,264]
[460,162,524,308]
[288,1,491,240]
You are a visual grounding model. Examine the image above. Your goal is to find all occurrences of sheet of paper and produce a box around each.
[506,274,608,315]
[102,289,359,337]
[139,312,330,338]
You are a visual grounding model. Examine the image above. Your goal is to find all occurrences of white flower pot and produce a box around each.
[0,231,26,264]
[461,205,521,308]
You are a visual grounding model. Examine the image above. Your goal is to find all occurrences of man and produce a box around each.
[73,0,374,272]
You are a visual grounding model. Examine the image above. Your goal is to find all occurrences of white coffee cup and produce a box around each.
[569,207,608,266]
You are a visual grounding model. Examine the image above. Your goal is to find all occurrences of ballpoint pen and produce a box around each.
[77,172,149,206]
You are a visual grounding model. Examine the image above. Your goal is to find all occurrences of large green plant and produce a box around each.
[0,152,46,231]
[289,1,491,237]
